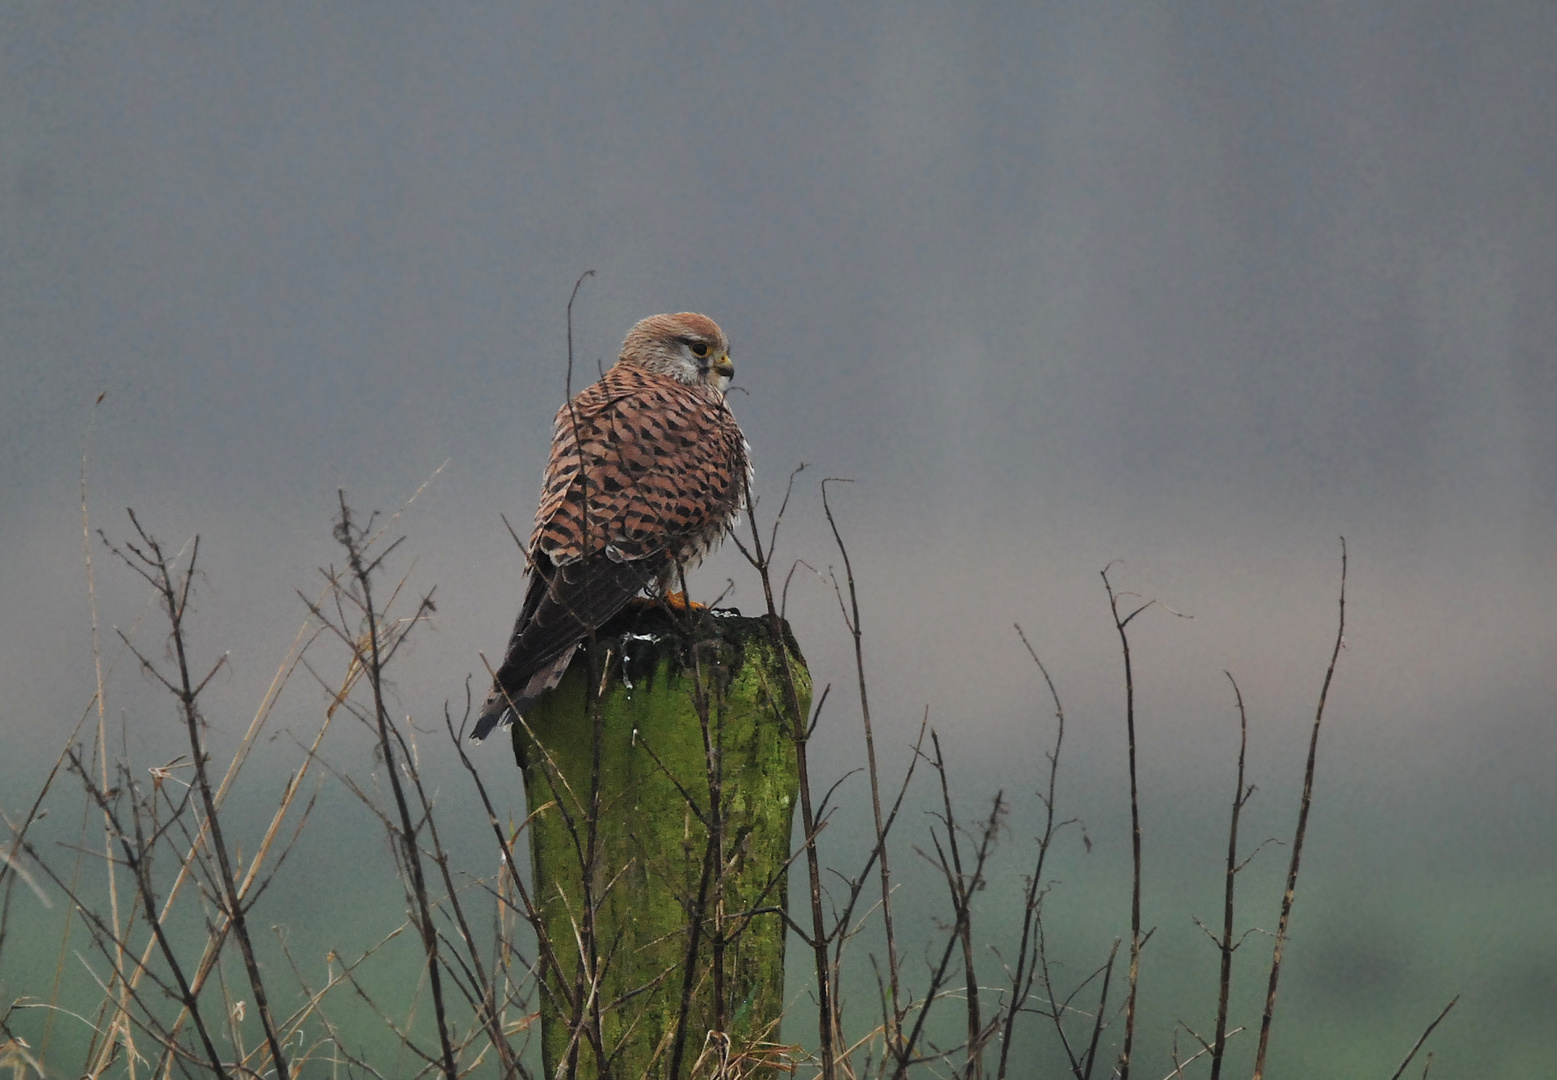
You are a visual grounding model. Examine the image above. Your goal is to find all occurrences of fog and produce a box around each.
[3,3,1555,1074]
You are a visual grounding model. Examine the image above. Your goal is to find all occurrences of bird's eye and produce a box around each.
[689,342,710,358]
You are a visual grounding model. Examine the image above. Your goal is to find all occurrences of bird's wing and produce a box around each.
[473,368,744,740]
[471,551,661,740]
[488,551,660,699]
[531,365,747,565]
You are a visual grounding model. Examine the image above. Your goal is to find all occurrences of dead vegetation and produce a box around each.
[0,415,1458,1080]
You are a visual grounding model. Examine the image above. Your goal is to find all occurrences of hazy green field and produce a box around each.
[5,743,1552,1078]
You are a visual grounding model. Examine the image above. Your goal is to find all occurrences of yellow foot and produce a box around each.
[662,591,707,613]
[625,592,708,614]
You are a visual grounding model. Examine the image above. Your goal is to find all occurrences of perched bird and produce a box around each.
[471,312,750,741]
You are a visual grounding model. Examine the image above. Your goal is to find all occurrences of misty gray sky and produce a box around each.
[8,0,1555,759]
[3,4,1555,1070]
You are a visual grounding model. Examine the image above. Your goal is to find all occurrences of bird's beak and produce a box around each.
[713,355,734,381]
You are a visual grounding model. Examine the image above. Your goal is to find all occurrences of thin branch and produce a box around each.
[1387,997,1458,1080]
[1208,671,1251,1080]
[1252,538,1348,1080]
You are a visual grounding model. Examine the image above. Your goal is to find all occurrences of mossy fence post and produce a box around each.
[511,606,808,1080]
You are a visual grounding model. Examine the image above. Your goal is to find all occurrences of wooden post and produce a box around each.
[513,606,807,1080]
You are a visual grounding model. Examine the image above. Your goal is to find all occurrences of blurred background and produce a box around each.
[3,2,1555,1076]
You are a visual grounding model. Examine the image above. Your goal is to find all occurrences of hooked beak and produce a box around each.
[712,354,734,381]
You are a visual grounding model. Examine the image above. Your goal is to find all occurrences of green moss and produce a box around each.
[514,612,807,1080]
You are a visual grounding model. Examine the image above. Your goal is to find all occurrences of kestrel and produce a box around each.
[471,312,750,741]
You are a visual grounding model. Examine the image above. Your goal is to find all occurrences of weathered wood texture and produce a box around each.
[514,606,808,1080]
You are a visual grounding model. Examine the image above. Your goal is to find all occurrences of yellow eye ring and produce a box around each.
[689,342,710,358]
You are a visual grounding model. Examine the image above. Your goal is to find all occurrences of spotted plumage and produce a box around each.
[472,312,749,741]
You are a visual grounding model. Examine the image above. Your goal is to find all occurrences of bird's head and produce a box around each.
[618,312,734,392]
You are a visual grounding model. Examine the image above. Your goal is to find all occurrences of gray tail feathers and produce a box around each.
[468,697,514,743]
[469,647,577,742]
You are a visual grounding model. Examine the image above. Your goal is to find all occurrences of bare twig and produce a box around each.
[821,478,906,1066]
[108,512,296,1080]
[1387,997,1458,1080]
[1208,672,1252,1080]
[1100,562,1148,1080]
[997,624,1071,1080]
[330,497,456,1080]
[731,472,837,1080]
[1251,538,1347,1080]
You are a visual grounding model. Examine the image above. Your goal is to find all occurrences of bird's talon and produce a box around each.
[662,591,706,613]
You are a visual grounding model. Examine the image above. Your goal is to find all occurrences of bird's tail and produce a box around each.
[469,647,577,741]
